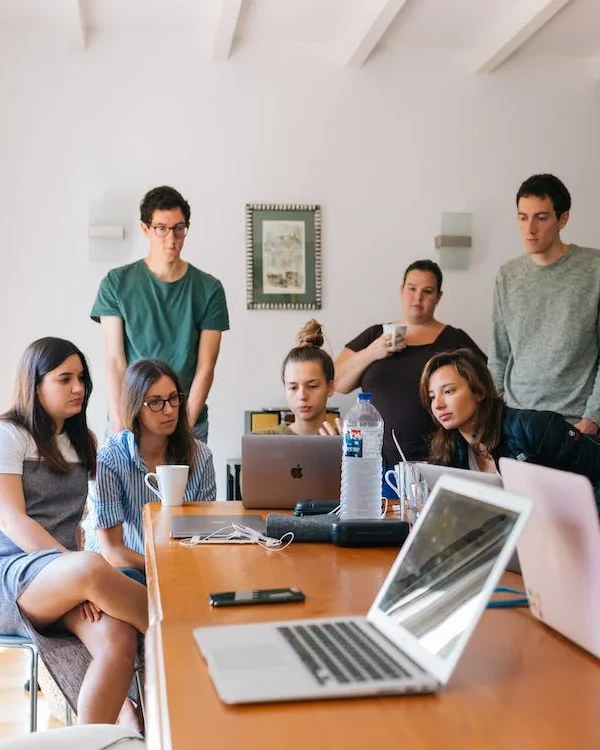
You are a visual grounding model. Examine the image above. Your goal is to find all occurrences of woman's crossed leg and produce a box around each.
[17,550,148,724]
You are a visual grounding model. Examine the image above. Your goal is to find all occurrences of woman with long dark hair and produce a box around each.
[86,358,215,576]
[419,348,600,506]
[0,337,147,726]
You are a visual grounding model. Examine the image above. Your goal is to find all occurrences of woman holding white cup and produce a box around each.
[334,260,485,494]
[86,359,216,581]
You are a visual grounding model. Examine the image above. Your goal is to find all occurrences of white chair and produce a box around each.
[0,724,144,749]
[134,667,145,725]
[0,634,38,732]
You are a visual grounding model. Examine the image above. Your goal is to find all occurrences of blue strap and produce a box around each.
[487,585,528,609]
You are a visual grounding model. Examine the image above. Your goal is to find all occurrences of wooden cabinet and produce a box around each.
[244,408,340,433]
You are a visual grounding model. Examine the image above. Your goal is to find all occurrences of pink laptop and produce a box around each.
[500,458,600,659]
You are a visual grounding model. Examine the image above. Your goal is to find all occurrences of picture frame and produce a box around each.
[245,203,322,310]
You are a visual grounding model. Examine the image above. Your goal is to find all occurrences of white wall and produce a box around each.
[1,31,599,496]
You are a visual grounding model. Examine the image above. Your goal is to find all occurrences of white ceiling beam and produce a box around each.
[473,0,572,74]
[211,0,243,62]
[588,56,600,81]
[59,0,87,52]
[340,0,408,68]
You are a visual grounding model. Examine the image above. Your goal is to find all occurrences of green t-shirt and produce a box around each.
[255,422,295,435]
[91,260,229,419]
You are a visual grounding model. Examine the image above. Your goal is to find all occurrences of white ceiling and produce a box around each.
[0,0,598,72]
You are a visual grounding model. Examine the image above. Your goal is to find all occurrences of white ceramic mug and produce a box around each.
[384,463,402,500]
[384,462,420,499]
[382,323,407,350]
[144,465,189,507]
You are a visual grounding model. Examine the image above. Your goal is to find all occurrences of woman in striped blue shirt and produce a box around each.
[86,359,216,579]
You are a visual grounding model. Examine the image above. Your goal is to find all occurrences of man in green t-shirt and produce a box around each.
[90,185,229,442]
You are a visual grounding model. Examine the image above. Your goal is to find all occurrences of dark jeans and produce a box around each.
[119,567,147,586]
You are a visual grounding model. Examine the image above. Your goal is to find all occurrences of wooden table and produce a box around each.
[143,502,600,750]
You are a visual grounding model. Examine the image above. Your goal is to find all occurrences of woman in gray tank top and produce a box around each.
[0,337,147,727]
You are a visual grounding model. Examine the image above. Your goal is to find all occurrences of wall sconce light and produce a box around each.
[434,212,472,270]
[88,224,125,240]
[88,199,131,262]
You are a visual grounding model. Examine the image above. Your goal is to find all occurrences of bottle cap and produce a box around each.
[358,393,372,402]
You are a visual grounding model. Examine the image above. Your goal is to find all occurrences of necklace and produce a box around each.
[472,442,493,460]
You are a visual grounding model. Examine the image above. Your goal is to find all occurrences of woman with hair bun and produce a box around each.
[259,320,341,436]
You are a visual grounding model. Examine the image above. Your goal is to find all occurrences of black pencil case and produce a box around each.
[330,519,410,548]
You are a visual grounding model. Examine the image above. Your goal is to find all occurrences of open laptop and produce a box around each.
[241,435,342,509]
[194,475,532,704]
[416,463,503,490]
[415,464,518,573]
[500,458,600,659]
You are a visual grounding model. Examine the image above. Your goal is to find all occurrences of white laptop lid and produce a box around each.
[499,458,600,658]
[416,462,503,491]
[241,435,342,509]
[366,475,532,684]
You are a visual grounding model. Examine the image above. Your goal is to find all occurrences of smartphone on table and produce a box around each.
[208,588,305,607]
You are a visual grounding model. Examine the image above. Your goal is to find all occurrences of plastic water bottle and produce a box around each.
[340,393,384,520]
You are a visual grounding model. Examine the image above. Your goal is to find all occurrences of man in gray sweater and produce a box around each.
[489,173,600,435]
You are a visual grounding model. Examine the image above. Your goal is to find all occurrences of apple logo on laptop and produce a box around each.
[290,464,303,479]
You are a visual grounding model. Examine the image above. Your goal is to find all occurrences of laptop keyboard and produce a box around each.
[277,620,413,686]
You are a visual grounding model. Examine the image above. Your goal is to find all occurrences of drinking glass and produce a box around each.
[407,480,429,525]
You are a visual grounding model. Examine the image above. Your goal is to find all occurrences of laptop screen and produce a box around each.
[377,487,519,661]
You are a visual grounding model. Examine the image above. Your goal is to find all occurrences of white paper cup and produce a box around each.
[383,323,407,349]
[144,465,189,507]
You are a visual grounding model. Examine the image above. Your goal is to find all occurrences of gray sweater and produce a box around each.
[489,244,600,425]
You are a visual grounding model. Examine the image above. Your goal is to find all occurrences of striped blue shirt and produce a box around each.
[85,430,216,555]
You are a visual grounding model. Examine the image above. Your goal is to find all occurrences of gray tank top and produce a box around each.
[0,459,88,557]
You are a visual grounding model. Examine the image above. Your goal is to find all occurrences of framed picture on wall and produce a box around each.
[245,203,322,310]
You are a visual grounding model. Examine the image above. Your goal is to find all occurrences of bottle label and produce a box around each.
[343,429,363,458]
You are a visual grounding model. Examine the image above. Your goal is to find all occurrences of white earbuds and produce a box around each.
[231,523,293,550]
[180,522,294,551]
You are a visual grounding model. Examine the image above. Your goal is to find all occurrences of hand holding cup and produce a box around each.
[382,323,407,353]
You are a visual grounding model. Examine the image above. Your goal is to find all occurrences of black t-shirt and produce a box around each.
[345,325,486,467]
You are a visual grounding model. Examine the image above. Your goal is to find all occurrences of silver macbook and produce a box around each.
[241,435,342,509]
[416,462,503,491]
[194,476,532,704]
[500,458,600,659]
[170,514,266,539]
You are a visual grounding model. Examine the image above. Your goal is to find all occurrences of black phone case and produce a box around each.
[330,520,410,548]
[294,499,339,516]
[209,588,305,607]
